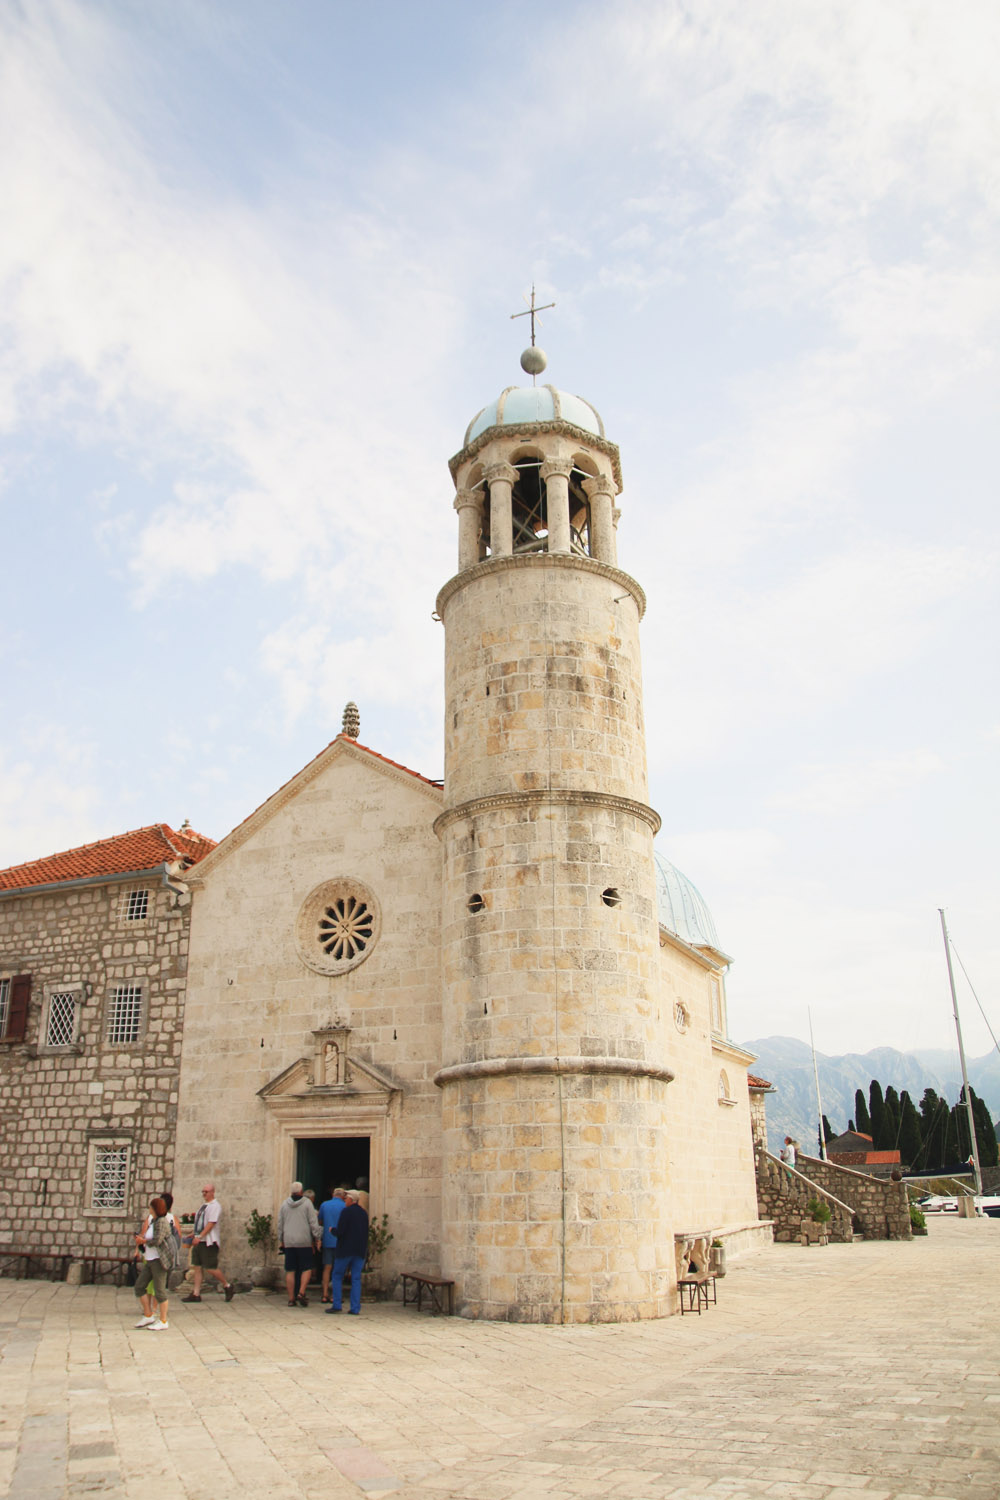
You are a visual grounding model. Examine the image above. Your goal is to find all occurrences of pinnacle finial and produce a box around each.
[342,702,360,739]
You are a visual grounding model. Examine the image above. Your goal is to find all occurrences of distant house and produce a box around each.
[0,824,214,1264]
[827,1129,902,1176]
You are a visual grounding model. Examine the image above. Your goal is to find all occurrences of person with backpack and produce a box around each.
[134,1196,175,1330]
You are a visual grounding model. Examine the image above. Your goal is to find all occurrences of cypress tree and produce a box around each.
[855,1089,872,1137]
[848,1119,856,1133]
[822,1114,836,1145]
[898,1091,923,1170]
[869,1080,887,1150]
[920,1089,946,1171]
[884,1085,902,1149]
[974,1093,999,1169]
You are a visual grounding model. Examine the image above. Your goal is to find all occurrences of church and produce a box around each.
[0,347,768,1320]
[171,348,766,1320]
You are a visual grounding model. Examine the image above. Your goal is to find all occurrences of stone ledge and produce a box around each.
[434,1054,674,1088]
[434,787,661,837]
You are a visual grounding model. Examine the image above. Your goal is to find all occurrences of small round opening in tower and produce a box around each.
[601,888,622,908]
[467,892,486,914]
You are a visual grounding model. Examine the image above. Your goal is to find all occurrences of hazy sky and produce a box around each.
[2,0,997,1058]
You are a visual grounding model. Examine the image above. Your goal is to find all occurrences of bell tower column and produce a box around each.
[435,359,676,1324]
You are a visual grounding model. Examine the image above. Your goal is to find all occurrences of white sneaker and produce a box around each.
[134,1316,156,1328]
[149,1319,169,1330]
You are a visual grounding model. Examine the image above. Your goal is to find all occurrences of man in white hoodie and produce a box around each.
[278,1180,320,1306]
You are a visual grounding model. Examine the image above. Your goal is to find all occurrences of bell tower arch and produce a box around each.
[434,353,676,1322]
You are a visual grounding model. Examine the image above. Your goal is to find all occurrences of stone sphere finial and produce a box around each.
[341,702,360,739]
[520,345,547,376]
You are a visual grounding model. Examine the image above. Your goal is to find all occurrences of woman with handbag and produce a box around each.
[133,1196,174,1330]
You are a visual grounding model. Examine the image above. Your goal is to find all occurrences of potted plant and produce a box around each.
[801,1197,832,1245]
[909,1203,928,1236]
[362,1213,394,1300]
[245,1209,276,1288]
[709,1238,727,1277]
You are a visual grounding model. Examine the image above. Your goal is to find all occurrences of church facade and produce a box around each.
[172,369,766,1320]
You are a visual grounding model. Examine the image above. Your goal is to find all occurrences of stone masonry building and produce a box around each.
[172,368,769,1320]
[0,824,213,1262]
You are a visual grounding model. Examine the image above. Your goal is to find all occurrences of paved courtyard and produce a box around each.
[1,1215,997,1500]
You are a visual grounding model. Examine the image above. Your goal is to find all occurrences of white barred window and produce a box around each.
[91,1144,129,1210]
[46,991,77,1047]
[107,985,143,1045]
[0,979,9,1034]
[120,887,150,923]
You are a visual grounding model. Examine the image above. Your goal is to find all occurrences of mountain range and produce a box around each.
[741,1035,1000,1157]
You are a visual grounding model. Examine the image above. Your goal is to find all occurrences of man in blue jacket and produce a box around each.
[325,1190,369,1316]
[318,1186,347,1303]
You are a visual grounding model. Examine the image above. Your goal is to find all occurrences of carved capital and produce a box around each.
[453,488,482,512]
[484,461,518,486]
[539,459,573,483]
[583,474,616,499]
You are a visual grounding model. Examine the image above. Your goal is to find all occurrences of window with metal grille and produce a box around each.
[107,985,143,1045]
[120,887,149,923]
[46,991,77,1047]
[91,1145,129,1210]
[0,979,8,1035]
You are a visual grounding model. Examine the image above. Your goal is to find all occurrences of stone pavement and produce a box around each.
[1,1216,997,1500]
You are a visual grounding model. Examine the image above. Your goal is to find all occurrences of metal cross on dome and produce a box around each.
[510,285,555,347]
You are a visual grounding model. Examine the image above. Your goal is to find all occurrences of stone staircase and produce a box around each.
[755,1148,912,1243]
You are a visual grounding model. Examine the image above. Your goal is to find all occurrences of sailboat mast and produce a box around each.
[938,908,983,1197]
[808,1007,828,1161]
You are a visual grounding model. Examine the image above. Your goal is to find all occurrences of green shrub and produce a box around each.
[807,1197,832,1224]
[245,1209,273,1250]
[909,1203,927,1230]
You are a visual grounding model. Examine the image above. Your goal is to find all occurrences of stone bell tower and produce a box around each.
[434,338,676,1321]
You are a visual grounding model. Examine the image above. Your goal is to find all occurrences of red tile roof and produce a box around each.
[0,824,217,892]
[747,1074,773,1090]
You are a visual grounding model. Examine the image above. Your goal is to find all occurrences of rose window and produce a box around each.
[319,896,374,960]
[296,878,381,976]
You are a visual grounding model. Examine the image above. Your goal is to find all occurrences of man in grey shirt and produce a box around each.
[278,1180,320,1306]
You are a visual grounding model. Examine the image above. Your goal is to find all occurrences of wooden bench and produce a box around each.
[400,1271,455,1315]
[81,1255,138,1287]
[0,1248,72,1282]
[677,1273,718,1315]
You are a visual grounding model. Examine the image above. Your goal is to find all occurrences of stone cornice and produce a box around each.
[434,1055,674,1088]
[449,419,623,490]
[434,787,661,837]
[185,737,443,886]
[658,926,729,972]
[435,551,646,620]
[712,1037,758,1068]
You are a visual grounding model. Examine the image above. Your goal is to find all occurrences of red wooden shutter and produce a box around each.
[4,974,31,1041]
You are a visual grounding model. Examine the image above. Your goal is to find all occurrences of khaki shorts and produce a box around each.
[135,1258,168,1302]
[191,1243,219,1269]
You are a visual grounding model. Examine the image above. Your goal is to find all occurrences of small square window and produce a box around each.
[120,887,149,923]
[107,985,143,1045]
[90,1143,130,1211]
[46,991,77,1047]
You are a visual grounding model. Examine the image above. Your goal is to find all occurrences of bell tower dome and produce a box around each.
[434,357,677,1322]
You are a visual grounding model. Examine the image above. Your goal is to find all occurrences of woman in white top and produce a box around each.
[134,1196,173,1330]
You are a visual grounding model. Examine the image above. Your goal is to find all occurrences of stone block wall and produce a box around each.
[173,744,446,1285]
[754,1151,854,1244]
[797,1154,912,1240]
[0,875,191,1263]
